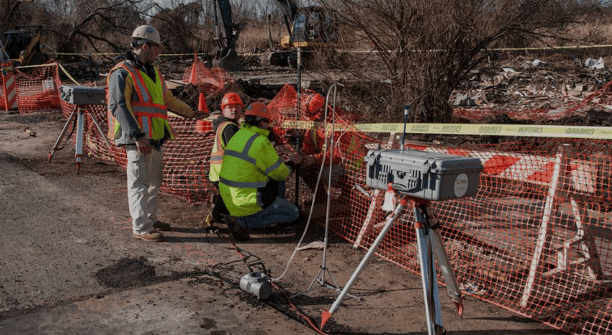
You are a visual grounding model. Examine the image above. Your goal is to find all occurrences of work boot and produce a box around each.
[276,217,307,228]
[153,220,172,231]
[133,230,164,242]
[203,214,220,233]
[224,215,250,241]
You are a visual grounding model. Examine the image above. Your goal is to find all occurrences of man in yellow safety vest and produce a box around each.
[107,25,207,242]
[207,92,244,225]
[219,102,302,241]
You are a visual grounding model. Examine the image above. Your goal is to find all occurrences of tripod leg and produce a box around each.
[48,111,76,162]
[75,108,85,173]
[87,110,111,149]
[320,196,409,330]
[425,205,464,317]
[414,205,444,335]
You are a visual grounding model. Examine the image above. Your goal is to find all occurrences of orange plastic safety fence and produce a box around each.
[15,58,612,335]
[11,62,62,113]
[58,98,217,205]
[181,54,245,111]
[268,84,612,335]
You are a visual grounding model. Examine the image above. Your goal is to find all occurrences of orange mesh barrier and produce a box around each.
[17,57,612,335]
[12,62,62,113]
[58,100,217,204]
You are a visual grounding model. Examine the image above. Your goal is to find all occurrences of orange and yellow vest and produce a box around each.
[209,120,235,182]
[107,61,177,141]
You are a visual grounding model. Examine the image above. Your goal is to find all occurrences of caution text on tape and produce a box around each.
[281,121,612,140]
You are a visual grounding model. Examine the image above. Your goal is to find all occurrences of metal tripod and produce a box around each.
[320,195,463,334]
[295,82,357,300]
[48,106,110,173]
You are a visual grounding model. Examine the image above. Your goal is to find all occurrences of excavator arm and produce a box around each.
[212,0,244,71]
[273,0,298,37]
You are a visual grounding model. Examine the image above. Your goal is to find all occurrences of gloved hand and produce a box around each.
[193,110,208,120]
[135,136,152,154]
[288,153,303,165]
[268,130,281,145]
[302,155,316,167]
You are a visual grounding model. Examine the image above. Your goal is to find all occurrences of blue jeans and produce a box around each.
[237,196,299,229]
[277,181,286,199]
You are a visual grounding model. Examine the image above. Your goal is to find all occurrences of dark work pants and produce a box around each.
[211,182,229,222]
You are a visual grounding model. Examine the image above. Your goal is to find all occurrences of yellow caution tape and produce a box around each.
[490,44,612,51]
[13,63,56,69]
[57,63,81,85]
[281,120,612,140]
[53,52,120,56]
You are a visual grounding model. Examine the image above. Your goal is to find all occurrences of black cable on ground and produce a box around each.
[55,114,77,151]
[205,232,331,334]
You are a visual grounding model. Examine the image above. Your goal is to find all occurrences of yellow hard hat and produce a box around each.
[131,25,163,47]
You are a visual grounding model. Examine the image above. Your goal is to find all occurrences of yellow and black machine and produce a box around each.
[1,25,49,67]
[264,0,341,67]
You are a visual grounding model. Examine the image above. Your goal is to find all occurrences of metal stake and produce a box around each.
[295,83,356,299]
[294,46,302,206]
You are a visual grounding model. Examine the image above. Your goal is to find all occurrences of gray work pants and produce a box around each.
[126,146,163,234]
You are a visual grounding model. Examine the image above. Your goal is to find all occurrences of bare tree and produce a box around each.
[0,0,39,33]
[323,0,587,123]
[58,0,151,55]
[149,1,205,53]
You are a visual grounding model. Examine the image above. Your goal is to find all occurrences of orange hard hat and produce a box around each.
[301,93,325,120]
[244,102,270,120]
[221,92,244,109]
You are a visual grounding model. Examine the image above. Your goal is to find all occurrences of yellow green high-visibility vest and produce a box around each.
[219,123,291,217]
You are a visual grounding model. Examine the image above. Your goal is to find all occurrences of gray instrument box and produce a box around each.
[59,85,106,105]
[365,149,483,201]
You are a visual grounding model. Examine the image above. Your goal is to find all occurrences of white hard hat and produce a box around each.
[131,25,162,47]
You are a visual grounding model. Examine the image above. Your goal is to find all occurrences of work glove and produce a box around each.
[268,130,281,145]
[302,155,316,167]
[288,153,303,165]
[284,153,303,173]
[193,110,208,120]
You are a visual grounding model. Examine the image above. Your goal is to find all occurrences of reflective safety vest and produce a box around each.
[219,123,291,217]
[209,120,234,183]
[107,61,177,141]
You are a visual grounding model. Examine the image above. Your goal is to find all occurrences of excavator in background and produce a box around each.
[211,0,341,70]
[212,0,244,71]
[1,26,49,67]
[264,0,340,67]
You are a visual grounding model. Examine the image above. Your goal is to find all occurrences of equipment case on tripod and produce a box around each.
[365,149,483,201]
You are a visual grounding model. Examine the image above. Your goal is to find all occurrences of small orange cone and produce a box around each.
[196,93,209,133]
[189,51,199,84]
[198,93,208,113]
[320,310,332,330]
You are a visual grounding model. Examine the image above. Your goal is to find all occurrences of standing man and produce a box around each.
[206,92,244,225]
[219,102,302,241]
[107,25,207,242]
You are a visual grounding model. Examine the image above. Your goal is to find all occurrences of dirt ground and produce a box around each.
[0,109,569,334]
